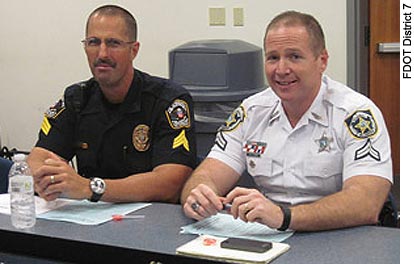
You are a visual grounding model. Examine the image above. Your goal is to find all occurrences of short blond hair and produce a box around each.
[264,11,326,56]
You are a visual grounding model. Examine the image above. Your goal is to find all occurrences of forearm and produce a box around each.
[180,158,239,205]
[291,192,372,231]
[103,164,192,203]
[289,176,391,231]
[180,168,220,205]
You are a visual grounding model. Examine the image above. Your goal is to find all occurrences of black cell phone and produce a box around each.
[220,238,273,253]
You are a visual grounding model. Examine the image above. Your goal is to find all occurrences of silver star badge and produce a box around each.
[315,132,333,152]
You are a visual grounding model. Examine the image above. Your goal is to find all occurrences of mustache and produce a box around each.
[93,58,116,68]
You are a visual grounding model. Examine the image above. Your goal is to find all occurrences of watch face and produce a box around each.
[90,178,106,194]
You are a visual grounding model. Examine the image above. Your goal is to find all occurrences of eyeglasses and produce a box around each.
[81,37,135,50]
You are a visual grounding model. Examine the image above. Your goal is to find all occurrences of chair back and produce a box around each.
[0,157,12,193]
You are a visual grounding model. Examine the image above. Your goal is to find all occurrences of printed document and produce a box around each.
[180,213,294,243]
[0,193,150,225]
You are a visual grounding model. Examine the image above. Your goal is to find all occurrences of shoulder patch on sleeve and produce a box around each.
[344,109,378,139]
[45,98,65,119]
[165,99,191,129]
[219,105,245,132]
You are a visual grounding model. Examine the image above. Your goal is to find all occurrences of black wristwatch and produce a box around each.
[89,177,106,202]
[277,205,291,231]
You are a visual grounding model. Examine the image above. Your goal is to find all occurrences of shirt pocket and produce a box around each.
[123,148,152,174]
[246,156,272,176]
[302,154,343,195]
[75,148,97,177]
[246,156,284,188]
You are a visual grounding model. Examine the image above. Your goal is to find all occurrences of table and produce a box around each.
[0,203,400,263]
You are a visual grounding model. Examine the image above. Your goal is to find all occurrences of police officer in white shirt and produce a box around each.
[181,10,393,231]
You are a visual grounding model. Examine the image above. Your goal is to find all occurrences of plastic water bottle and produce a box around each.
[8,154,36,229]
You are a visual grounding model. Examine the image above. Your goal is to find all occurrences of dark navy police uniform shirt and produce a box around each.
[36,69,197,179]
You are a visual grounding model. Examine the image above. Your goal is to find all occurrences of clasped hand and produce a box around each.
[184,184,283,229]
[33,153,89,201]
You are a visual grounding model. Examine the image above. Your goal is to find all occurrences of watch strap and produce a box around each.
[277,205,291,231]
[90,191,103,203]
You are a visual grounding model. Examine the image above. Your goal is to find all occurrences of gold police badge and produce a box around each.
[132,124,150,151]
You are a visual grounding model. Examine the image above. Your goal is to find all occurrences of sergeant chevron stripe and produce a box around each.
[173,130,189,151]
[41,116,51,136]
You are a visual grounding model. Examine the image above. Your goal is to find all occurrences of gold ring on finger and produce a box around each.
[244,203,250,213]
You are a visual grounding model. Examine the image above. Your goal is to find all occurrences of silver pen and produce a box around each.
[222,203,232,213]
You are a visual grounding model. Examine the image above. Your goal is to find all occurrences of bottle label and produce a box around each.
[10,176,34,193]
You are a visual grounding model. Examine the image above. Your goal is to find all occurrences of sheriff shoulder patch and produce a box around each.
[345,109,378,139]
[166,99,191,130]
[219,105,245,132]
[45,99,65,119]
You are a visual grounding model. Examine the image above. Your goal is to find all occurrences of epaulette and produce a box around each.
[64,79,94,113]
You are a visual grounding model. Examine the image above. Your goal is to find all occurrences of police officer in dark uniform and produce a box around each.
[27,5,196,203]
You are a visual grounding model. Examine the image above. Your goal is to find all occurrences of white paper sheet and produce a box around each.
[0,193,151,225]
[180,213,294,243]
[0,193,72,215]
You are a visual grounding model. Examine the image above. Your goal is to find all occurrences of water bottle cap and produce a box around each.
[12,153,26,162]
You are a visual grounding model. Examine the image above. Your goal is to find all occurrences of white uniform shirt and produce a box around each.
[208,75,393,205]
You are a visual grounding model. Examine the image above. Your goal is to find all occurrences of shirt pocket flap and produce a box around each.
[304,154,342,178]
[246,156,278,177]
